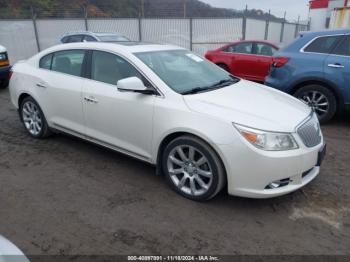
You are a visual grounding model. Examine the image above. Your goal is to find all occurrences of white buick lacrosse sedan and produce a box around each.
[9,42,326,201]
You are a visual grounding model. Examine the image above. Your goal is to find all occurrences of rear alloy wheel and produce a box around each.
[294,85,337,124]
[20,97,52,138]
[162,135,225,201]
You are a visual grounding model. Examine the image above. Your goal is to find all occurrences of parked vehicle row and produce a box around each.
[9,42,325,201]
[0,44,10,89]
[205,29,350,123]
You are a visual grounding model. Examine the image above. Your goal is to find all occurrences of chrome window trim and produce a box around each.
[37,47,165,98]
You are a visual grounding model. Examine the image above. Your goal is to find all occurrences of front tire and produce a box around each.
[162,135,225,201]
[19,96,52,138]
[294,85,337,124]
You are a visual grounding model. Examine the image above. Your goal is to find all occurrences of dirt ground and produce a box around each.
[0,87,349,256]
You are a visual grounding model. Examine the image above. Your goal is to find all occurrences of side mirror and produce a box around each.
[117,77,155,95]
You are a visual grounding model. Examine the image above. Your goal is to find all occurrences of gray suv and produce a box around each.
[60,31,130,43]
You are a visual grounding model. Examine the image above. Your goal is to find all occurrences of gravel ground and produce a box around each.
[0,88,349,256]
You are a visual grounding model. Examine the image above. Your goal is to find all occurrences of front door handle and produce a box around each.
[84,96,98,103]
[328,63,345,68]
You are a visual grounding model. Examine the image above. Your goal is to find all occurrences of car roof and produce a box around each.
[61,31,125,37]
[0,45,6,52]
[218,40,280,50]
[300,28,350,37]
[40,42,185,55]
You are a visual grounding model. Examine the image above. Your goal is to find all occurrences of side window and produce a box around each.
[83,35,97,42]
[91,51,144,86]
[67,35,83,43]
[51,50,85,77]
[332,36,350,56]
[39,53,53,69]
[61,36,69,43]
[227,43,253,54]
[304,36,341,54]
[255,43,277,56]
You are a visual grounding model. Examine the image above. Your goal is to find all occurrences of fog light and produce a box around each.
[265,178,290,189]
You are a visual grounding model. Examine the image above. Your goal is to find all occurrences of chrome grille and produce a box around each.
[297,114,322,148]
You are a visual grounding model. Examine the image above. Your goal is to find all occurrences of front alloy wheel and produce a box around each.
[163,135,225,201]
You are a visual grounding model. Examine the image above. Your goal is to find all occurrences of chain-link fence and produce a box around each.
[0,7,309,63]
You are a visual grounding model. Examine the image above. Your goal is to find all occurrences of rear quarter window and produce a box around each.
[39,53,53,70]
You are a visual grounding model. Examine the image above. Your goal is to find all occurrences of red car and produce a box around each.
[205,40,279,82]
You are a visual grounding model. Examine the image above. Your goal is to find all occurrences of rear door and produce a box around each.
[37,49,86,134]
[224,42,256,80]
[253,43,278,82]
[324,35,350,104]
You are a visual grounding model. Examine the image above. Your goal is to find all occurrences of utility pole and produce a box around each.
[295,15,300,37]
[264,9,271,40]
[31,6,40,52]
[242,5,248,40]
[141,0,145,18]
[280,11,287,43]
[183,0,187,18]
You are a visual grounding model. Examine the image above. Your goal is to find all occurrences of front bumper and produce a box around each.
[218,134,324,199]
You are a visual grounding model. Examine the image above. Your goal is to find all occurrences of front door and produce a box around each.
[82,50,155,160]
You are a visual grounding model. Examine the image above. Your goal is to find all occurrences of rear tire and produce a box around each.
[162,135,225,201]
[294,84,337,124]
[19,96,52,138]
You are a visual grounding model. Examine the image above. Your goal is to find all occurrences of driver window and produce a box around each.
[224,43,253,54]
[91,51,146,86]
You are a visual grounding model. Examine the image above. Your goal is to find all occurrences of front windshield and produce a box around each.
[135,50,239,94]
[98,35,130,42]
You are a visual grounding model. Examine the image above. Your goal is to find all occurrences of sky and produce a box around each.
[200,0,310,22]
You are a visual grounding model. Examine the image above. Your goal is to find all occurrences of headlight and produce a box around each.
[234,124,299,151]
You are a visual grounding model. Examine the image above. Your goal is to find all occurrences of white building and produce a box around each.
[309,0,349,30]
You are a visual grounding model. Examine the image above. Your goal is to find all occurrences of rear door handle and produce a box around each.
[84,96,98,104]
[36,83,47,88]
[328,63,345,68]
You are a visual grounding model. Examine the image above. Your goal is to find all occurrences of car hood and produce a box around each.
[183,80,311,132]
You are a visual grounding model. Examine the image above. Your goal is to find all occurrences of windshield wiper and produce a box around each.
[181,87,206,95]
[210,78,238,88]
[181,78,239,95]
